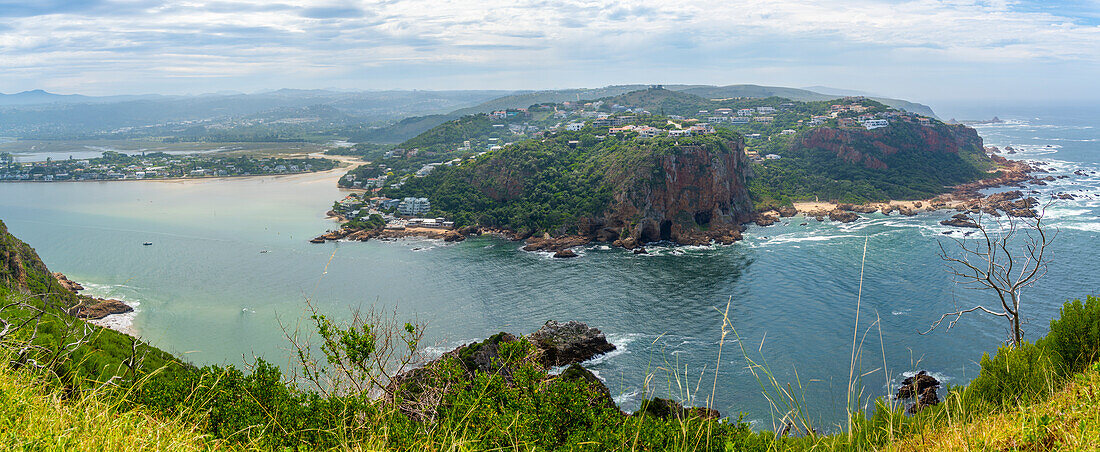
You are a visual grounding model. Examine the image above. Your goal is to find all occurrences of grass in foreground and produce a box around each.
[0,360,214,451]
[892,362,1100,451]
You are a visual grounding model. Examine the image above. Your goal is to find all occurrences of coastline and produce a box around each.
[312,157,1048,251]
[0,150,361,185]
[52,273,139,337]
[764,157,1041,222]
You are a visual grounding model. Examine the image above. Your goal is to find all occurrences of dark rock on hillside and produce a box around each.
[777,206,798,217]
[558,364,617,410]
[454,332,519,374]
[634,398,720,420]
[940,213,979,228]
[53,272,84,292]
[528,320,616,368]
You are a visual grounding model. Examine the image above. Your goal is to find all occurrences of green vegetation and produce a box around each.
[3,220,1100,450]
[0,356,210,451]
[0,221,183,386]
[343,88,982,214]
[747,120,990,207]
[387,130,742,234]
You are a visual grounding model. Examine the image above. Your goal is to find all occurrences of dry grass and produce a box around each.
[0,362,218,451]
[890,363,1100,451]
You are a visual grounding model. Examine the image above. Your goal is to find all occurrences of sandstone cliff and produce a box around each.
[393,131,755,248]
[792,122,986,170]
[601,138,753,246]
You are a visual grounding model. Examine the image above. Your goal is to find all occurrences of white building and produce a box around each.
[566,122,585,131]
[862,119,889,130]
[756,106,776,114]
[398,197,431,216]
[636,126,662,138]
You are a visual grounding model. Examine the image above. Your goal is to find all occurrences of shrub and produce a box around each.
[1042,295,1100,375]
[963,342,1058,409]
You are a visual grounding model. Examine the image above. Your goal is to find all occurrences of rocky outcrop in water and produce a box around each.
[896,371,942,414]
[828,210,859,223]
[940,213,980,228]
[524,235,590,252]
[553,249,578,258]
[528,320,616,368]
[71,299,133,320]
[312,226,466,244]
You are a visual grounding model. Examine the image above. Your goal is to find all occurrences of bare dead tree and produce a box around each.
[925,200,1056,346]
[280,300,427,399]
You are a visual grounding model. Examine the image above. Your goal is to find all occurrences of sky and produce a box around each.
[1,0,1099,105]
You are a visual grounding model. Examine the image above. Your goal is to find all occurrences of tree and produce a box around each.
[925,201,1056,346]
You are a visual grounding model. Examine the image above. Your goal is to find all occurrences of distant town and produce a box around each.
[0,151,337,181]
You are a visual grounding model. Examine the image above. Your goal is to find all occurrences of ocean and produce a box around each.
[1,105,1097,431]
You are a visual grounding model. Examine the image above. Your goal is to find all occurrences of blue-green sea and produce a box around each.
[1,105,1098,431]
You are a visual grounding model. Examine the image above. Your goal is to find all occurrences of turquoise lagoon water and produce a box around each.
[1,108,1098,430]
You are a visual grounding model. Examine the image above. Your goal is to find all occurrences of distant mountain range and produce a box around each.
[0,85,937,141]
[353,84,938,143]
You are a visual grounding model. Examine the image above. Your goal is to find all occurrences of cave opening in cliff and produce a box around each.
[659,220,672,241]
[693,210,712,226]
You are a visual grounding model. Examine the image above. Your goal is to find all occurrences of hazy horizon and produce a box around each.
[2,0,1099,106]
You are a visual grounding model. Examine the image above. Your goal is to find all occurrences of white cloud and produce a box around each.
[0,0,1097,98]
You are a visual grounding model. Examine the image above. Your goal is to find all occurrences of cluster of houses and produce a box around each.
[489,108,530,120]
[0,155,323,182]
[605,123,716,138]
[333,194,457,230]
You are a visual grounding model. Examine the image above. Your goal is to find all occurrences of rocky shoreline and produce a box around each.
[52,272,135,322]
[312,156,1089,254]
[760,156,1093,227]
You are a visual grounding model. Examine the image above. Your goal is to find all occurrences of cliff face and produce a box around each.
[0,220,78,306]
[598,139,753,244]
[794,122,985,170]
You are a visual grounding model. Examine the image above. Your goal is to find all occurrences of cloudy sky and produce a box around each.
[2,0,1099,104]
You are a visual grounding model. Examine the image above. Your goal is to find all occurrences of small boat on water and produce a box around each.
[260,250,269,254]
[143,242,153,246]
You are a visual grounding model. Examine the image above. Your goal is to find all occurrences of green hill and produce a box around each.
[0,220,183,386]
[749,120,991,206]
[351,84,940,144]
[387,128,754,244]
